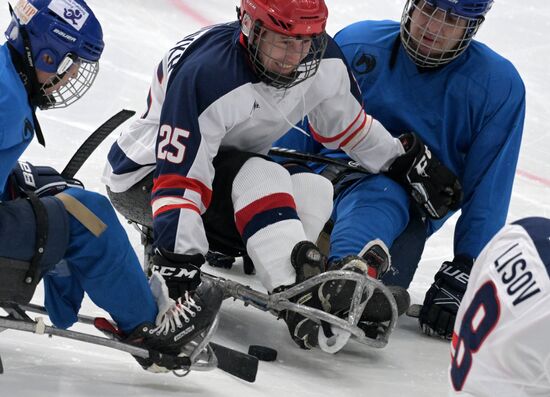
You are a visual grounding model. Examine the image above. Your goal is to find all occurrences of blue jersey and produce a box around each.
[276,20,526,260]
[0,44,35,198]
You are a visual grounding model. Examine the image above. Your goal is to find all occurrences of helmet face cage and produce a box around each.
[400,0,485,68]
[39,56,99,109]
[247,22,328,89]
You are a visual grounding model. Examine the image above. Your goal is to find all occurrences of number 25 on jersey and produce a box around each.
[157,125,189,164]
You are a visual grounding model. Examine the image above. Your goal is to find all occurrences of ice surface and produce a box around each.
[0,0,548,395]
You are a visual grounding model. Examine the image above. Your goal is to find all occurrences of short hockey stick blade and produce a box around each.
[61,109,135,179]
[211,342,259,383]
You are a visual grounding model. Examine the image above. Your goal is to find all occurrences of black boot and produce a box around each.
[126,278,224,371]
[321,242,409,327]
[279,241,326,349]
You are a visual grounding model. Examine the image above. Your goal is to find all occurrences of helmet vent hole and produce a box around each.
[267,15,291,31]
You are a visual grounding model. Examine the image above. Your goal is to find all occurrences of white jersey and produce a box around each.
[102,22,403,255]
[449,217,550,396]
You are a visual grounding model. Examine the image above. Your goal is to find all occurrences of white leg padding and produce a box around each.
[232,158,307,291]
[290,172,333,242]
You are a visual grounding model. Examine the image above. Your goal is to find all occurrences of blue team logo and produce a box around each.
[23,119,34,140]
[352,52,377,75]
[63,7,83,25]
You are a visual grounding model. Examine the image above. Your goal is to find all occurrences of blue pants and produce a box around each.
[330,174,427,288]
[0,188,157,333]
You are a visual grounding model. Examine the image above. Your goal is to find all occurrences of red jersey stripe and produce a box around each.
[235,192,296,235]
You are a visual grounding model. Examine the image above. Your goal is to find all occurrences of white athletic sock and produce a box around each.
[232,157,307,291]
[290,172,333,242]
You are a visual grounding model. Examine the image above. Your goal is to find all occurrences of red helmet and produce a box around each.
[239,0,328,37]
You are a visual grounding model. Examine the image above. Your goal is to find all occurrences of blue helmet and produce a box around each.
[400,0,493,68]
[5,0,104,108]
[425,0,493,19]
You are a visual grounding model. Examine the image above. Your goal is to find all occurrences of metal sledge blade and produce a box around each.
[203,270,398,350]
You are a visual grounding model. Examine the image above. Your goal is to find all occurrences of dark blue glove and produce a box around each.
[419,255,473,339]
[387,133,463,220]
[9,161,84,199]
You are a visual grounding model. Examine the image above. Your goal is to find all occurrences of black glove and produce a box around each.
[152,248,205,300]
[9,161,84,199]
[387,133,462,219]
[419,255,473,339]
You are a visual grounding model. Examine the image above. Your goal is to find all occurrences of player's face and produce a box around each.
[408,0,468,56]
[256,29,312,76]
[36,54,81,94]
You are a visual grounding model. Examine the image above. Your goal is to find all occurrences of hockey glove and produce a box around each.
[8,161,84,199]
[386,133,462,220]
[419,255,473,339]
[152,249,205,300]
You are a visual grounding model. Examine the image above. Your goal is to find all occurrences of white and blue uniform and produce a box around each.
[275,20,525,285]
[0,42,157,333]
[103,22,405,276]
[450,217,550,396]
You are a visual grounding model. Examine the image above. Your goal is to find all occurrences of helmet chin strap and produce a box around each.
[8,3,47,146]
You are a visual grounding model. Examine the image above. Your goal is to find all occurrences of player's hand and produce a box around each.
[152,249,204,300]
[419,255,472,339]
[9,161,84,199]
[386,133,462,219]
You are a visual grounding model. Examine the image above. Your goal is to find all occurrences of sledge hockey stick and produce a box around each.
[18,303,258,382]
[269,147,370,173]
[61,109,136,179]
[0,315,189,365]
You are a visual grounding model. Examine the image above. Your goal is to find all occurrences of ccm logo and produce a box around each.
[152,265,198,279]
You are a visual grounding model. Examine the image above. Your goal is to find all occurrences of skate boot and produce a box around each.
[321,241,410,331]
[318,240,390,315]
[278,241,326,350]
[126,277,224,372]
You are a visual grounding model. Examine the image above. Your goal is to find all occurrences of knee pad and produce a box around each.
[232,157,294,210]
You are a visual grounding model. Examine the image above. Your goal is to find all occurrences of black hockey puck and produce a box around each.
[248,345,277,361]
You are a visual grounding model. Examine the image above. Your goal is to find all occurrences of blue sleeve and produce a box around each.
[271,120,325,172]
[513,217,550,274]
[272,118,323,154]
[454,68,526,260]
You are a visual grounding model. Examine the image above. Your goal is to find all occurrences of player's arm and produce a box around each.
[151,66,226,295]
[307,37,462,219]
[420,67,526,338]
[453,70,525,261]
